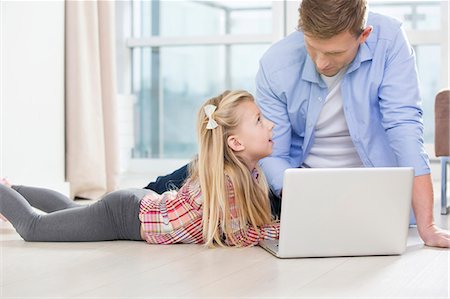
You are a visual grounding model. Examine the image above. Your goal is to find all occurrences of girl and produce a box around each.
[0,90,279,247]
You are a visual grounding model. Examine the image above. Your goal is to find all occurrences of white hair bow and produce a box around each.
[204,104,218,129]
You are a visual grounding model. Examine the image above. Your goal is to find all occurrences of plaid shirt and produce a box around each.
[139,176,280,246]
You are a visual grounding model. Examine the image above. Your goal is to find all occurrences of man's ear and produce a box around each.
[359,26,373,44]
[227,135,245,152]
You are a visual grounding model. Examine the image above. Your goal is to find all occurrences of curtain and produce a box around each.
[65,0,119,199]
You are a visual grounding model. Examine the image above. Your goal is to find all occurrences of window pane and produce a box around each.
[370,1,441,30]
[161,46,225,159]
[229,4,273,35]
[132,0,273,37]
[132,47,158,158]
[132,44,270,159]
[415,45,441,144]
[160,1,224,36]
[230,44,271,92]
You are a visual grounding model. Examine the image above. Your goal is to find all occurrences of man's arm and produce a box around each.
[255,63,295,195]
[377,26,449,247]
[413,174,450,248]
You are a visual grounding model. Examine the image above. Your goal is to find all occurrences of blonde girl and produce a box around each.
[0,90,279,246]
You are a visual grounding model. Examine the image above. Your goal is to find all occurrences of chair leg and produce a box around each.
[441,157,449,215]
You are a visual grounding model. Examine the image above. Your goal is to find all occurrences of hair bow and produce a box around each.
[204,104,218,129]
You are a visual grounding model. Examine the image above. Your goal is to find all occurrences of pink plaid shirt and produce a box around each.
[139,176,280,246]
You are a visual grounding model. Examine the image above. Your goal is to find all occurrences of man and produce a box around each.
[146,0,449,248]
[256,0,448,248]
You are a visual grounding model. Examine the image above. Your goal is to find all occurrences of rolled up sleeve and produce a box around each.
[378,26,430,176]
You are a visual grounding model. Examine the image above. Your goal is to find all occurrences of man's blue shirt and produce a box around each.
[256,12,430,195]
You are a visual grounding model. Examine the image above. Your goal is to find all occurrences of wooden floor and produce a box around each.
[1,185,449,298]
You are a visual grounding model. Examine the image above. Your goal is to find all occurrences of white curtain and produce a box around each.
[65,0,119,199]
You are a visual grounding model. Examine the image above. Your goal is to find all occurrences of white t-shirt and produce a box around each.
[303,68,364,168]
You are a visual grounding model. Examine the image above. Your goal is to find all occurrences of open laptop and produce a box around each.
[259,167,414,258]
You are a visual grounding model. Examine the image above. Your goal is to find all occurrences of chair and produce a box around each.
[434,89,450,215]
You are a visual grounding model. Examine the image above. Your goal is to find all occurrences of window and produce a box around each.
[117,0,448,175]
[120,0,284,161]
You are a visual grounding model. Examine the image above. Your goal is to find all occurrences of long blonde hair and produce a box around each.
[190,90,273,247]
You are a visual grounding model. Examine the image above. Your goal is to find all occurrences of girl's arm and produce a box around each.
[225,180,280,246]
[226,221,280,247]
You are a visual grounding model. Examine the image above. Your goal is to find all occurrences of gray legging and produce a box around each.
[0,184,149,242]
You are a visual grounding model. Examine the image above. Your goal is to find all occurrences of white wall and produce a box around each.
[0,1,68,194]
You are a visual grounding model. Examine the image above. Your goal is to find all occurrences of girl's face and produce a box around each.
[228,101,274,168]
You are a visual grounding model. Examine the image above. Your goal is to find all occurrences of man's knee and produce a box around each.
[145,163,190,192]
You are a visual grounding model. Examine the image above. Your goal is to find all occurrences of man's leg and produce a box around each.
[144,162,282,218]
[144,163,190,193]
[269,188,281,219]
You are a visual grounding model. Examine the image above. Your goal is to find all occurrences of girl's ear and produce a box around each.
[227,135,245,152]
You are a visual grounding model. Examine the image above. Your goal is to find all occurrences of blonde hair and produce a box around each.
[189,90,273,247]
[298,0,368,39]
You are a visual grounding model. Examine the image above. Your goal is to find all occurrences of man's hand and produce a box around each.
[413,174,449,248]
[419,224,450,248]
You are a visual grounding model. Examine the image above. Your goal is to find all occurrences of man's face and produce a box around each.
[304,29,370,77]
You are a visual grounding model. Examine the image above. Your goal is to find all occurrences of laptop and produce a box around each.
[259,167,414,258]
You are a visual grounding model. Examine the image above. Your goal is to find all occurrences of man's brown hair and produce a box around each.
[298,0,368,39]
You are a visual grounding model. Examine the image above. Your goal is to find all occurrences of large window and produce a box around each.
[117,0,448,173]
[122,1,283,160]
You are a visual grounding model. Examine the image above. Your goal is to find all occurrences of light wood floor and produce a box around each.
[1,184,449,298]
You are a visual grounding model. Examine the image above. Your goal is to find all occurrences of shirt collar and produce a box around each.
[301,55,326,88]
[347,42,373,73]
[301,41,373,84]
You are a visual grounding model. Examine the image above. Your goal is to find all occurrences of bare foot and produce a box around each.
[0,177,12,188]
[0,213,8,222]
[0,178,11,222]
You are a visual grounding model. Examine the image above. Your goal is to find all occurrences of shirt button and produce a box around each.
[318,97,322,101]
